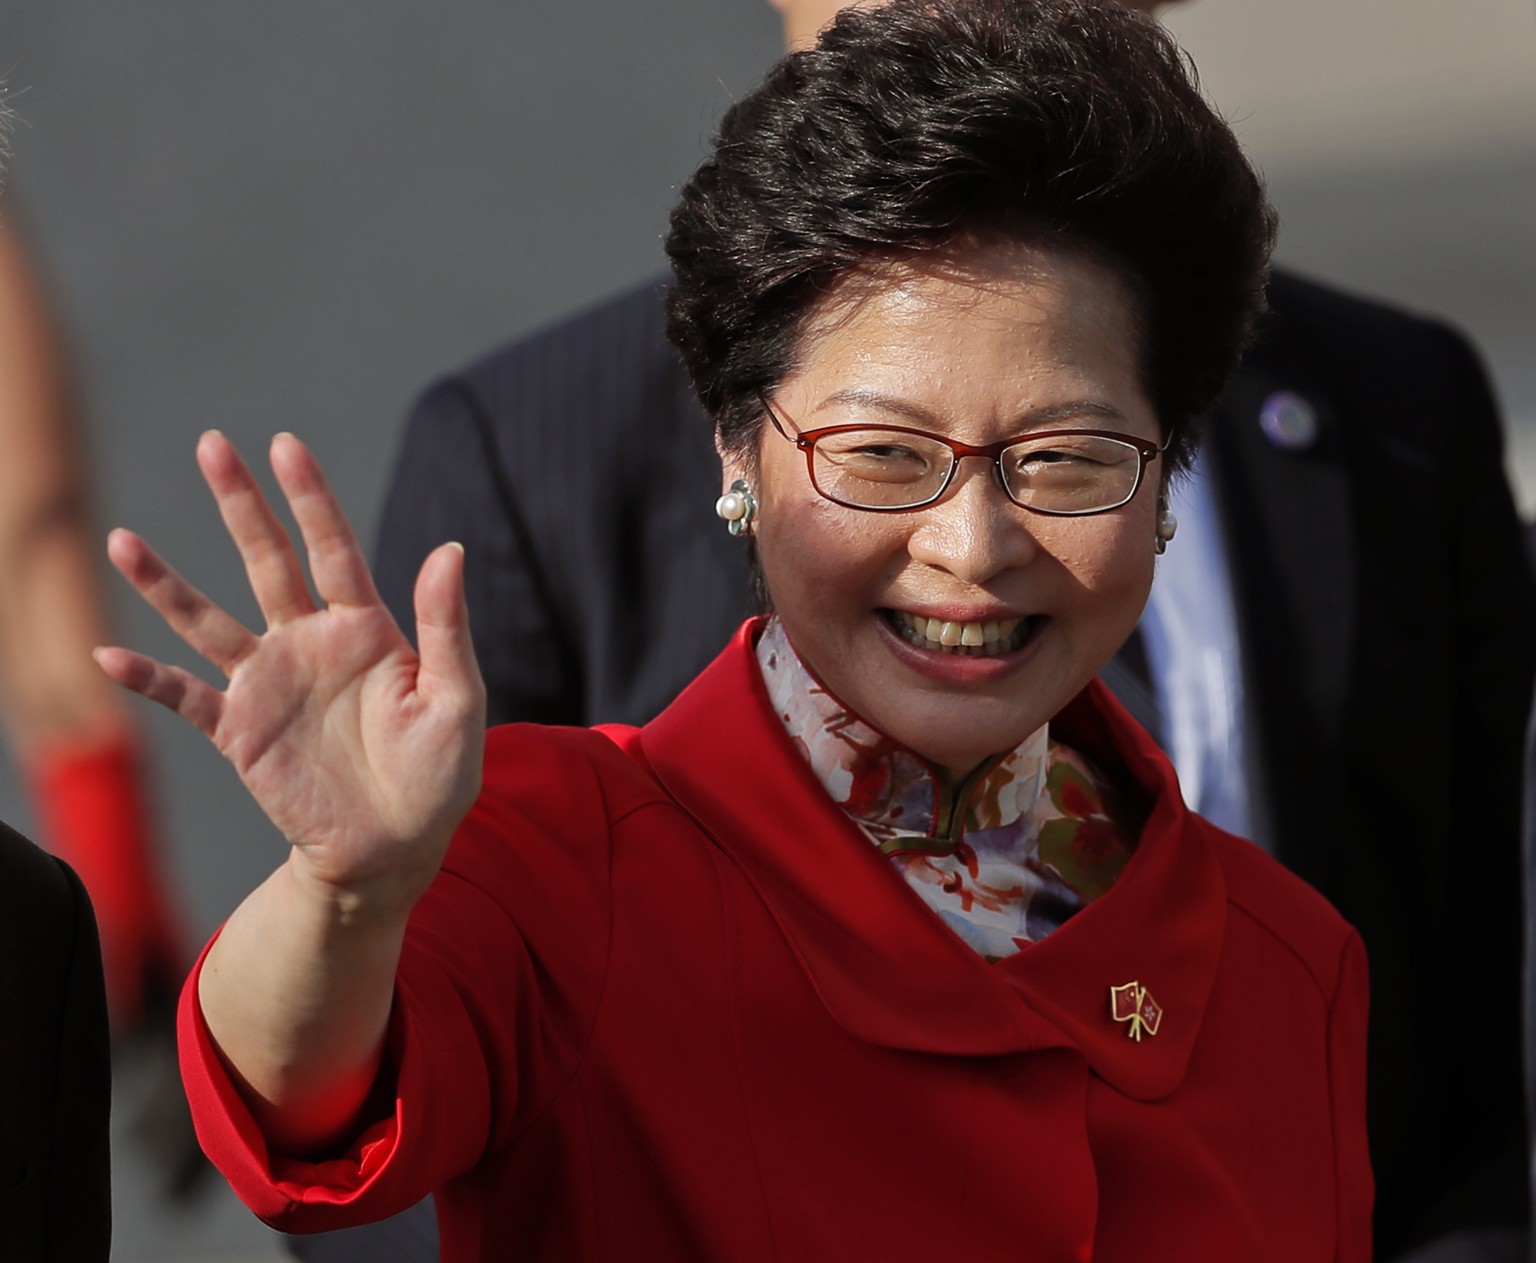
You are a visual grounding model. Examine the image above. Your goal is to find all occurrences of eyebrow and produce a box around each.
[809,388,1126,431]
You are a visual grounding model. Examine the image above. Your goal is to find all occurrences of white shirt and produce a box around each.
[1139,452,1267,848]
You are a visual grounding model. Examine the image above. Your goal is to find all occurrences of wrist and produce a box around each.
[275,845,434,937]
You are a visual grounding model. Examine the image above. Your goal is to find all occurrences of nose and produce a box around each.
[905,459,1039,585]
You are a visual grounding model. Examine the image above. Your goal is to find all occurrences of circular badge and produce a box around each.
[1258,390,1320,451]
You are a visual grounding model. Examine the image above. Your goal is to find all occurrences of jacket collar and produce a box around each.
[638,620,1227,1100]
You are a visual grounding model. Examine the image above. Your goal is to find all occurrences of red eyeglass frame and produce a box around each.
[757,390,1165,517]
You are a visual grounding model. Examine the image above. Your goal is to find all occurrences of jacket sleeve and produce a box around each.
[1421,323,1535,1244]
[1326,928,1373,1263]
[46,858,113,1263]
[373,378,581,728]
[176,884,519,1234]
[1294,297,1535,1250]
[177,726,617,1233]
[1440,323,1536,770]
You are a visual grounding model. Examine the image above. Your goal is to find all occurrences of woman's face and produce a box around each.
[727,242,1162,777]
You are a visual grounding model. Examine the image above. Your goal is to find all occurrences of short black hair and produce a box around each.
[666,0,1275,476]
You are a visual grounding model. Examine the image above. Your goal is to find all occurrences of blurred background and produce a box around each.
[0,1,1529,1258]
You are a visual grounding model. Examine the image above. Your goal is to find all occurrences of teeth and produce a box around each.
[894,611,1027,656]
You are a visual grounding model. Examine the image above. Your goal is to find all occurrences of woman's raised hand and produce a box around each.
[97,431,486,916]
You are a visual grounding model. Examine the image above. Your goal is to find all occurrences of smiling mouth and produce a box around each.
[886,610,1034,657]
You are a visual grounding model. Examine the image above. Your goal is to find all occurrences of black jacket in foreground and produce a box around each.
[0,819,111,1261]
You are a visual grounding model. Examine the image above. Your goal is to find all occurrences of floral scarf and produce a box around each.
[757,617,1139,960]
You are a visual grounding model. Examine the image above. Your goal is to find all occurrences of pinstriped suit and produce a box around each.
[301,269,1533,1262]
[377,279,748,731]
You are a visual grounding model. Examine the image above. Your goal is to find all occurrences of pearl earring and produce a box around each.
[1154,499,1178,555]
[715,479,757,537]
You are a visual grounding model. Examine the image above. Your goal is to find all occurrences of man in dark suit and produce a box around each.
[0,819,112,1260]
[328,6,1536,1263]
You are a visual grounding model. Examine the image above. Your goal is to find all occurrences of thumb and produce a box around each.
[413,542,485,715]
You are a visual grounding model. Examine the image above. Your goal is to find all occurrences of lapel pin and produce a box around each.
[1110,981,1163,1041]
[1258,390,1320,452]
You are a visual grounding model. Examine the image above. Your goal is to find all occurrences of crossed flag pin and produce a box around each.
[1109,981,1163,1041]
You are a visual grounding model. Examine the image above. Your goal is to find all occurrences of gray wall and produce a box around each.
[1161,0,1536,507]
[0,0,779,920]
[0,5,780,1257]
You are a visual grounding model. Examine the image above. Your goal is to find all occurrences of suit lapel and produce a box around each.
[1206,313,1357,880]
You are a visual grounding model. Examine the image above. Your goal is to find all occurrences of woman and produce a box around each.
[101,1,1371,1258]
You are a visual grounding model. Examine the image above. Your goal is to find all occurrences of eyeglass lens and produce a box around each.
[810,430,1146,514]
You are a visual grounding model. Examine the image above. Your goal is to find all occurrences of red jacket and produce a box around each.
[181,621,1372,1260]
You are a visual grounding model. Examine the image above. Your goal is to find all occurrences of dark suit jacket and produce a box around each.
[0,820,112,1261]
[364,269,1535,1260]
[1526,690,1536,1263]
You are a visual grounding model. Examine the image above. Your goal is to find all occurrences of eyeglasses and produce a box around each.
[759,391,1165,516]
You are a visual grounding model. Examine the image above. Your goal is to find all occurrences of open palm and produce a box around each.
[98,431,485,905]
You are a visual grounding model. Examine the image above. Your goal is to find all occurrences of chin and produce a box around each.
[891,705,1047,774]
